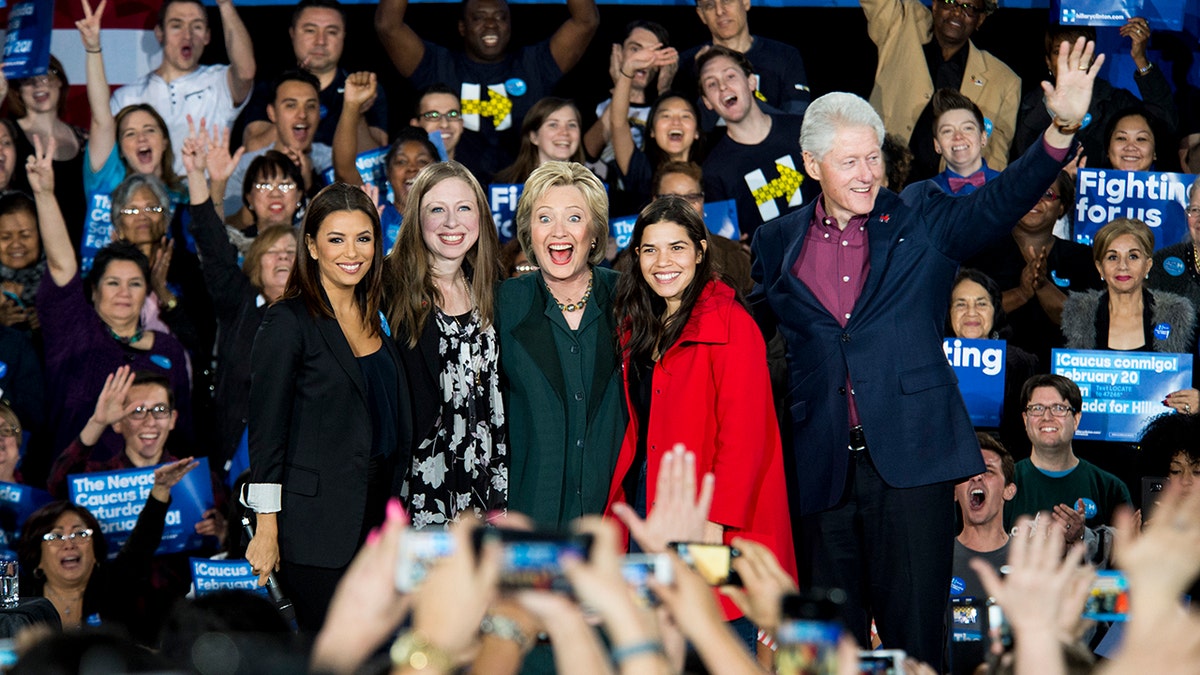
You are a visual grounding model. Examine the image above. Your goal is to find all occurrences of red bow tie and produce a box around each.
[948,172,987,193]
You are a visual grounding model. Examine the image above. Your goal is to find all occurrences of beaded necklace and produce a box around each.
[547,273,593,312]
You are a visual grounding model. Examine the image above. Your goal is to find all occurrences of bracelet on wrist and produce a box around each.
[610,640,665,666]
[480,614,533,652]
[620,69,633,78]
[1136,62,1154,76]
[85,47,102,54]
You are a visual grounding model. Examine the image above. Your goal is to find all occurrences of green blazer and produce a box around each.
[496,267,627,529]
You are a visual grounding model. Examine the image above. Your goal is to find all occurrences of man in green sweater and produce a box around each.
[1004,374,1131,566]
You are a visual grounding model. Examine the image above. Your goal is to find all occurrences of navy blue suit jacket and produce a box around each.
[751,140,1069,515]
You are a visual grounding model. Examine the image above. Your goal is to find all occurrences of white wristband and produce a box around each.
[240,483,282,513]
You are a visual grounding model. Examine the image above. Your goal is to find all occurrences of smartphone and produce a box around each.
[1141,477,1165,525]
[0,291,23,308]
[857,649,906,674]
[775,590,845,675]
[621,553,673,605]
[472,528,593,593]
[667,542,742,586]
[1082,570,1130,621]
[986,599,1013,652]
[394,530,456,592]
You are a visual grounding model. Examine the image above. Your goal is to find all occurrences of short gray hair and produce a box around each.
[800,93,885,162]
[1189,175,1200,204]
[110,173,173,223]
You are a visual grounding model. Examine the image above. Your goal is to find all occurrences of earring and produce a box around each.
[590,240,597,250]
[33,567,44,580]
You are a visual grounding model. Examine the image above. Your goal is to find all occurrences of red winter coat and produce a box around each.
[604,280,796,619]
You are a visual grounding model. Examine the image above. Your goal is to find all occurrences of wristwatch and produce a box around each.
[390,631,452,672]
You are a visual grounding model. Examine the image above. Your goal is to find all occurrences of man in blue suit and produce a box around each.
[750,38,1103,667]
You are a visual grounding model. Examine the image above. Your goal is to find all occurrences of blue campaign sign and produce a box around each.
[1046,0,1185,28]
[703,199,741,241]
[81,192,113,274]
[1074,169,1193,251]
[190,558,268,598]
[1052,349,1194,441]
[944,338,1006,428]
[610,214,638,251]
[0,482,53,562]
[2,1,51,80]
[489,183,524,243]
[68,458,216,559]
[1054,0,1133,26]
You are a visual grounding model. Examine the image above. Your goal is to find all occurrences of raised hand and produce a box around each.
[90,365,137,428]
[1043,37,1105,129]
[76,0,105,52]
[1119,17,1151,65]
[612,444,715,553]
[343,71,377,110]
[181,115,209,176]
[150,236,174,300]
[25,135,57,195]
[205,125,244,185]
[151,456,200,502]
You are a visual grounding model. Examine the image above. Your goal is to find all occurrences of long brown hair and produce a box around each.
[385,161,503,347]
[285,182,385,333]
[614,196,743,364]
[114,104,182,191]
[494,98,584,185]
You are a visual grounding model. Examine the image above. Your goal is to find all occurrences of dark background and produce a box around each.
[221,4,1068,135]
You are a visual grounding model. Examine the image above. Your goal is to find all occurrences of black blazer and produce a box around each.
[250,297,412,569]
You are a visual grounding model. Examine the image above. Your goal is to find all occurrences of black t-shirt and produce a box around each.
[411,40,564,176]
[701,113,814,239]
[678,35,812,131]
[237,69,389,149]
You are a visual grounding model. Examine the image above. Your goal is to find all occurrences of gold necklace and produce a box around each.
[546,273,593,313]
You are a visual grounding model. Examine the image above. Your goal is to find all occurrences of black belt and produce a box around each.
[849,425,868,453]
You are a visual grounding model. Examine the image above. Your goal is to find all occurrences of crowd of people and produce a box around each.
[0,0,1199,672]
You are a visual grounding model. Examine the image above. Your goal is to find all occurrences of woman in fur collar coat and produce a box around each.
[1061,218,1199,414]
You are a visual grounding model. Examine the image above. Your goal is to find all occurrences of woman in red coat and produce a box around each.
[606,196,796,636]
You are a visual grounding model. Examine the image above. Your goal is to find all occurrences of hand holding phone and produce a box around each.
[667,542,742,586]
[473,528,594,593]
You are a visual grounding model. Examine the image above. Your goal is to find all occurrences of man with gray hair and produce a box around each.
[750,38,1102,667]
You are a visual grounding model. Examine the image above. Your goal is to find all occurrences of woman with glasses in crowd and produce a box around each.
[18,456,198,632]
[2,58,88,239]
[32,137,193,459]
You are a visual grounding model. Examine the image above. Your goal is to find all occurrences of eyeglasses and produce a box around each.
[1186,206,1200,218]
[265,247,296,258]
[656,192,704,203]
[254,182,298,194]
[20,69,62,87]
[1041,188,1059,202]
[119,205,164,217]
[1025,403,1075,417]
[939,0,984,17]
[0,425,20,439]
[420,110,462,122]
[697,0,739,11]
[128,404,172,420]
[43,529,94,544]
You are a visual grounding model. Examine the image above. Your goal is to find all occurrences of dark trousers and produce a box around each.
[801,449,955,669]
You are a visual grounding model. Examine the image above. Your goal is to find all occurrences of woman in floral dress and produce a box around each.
[385,161,507,527]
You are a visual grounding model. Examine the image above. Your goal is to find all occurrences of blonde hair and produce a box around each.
[515,161,608,268]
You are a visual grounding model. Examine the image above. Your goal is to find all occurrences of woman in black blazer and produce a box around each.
[243,182,412,631]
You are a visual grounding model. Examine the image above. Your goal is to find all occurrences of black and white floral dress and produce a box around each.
[405,309,508,528]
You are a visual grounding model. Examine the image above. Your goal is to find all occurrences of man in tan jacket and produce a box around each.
[862,0,1020,180]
